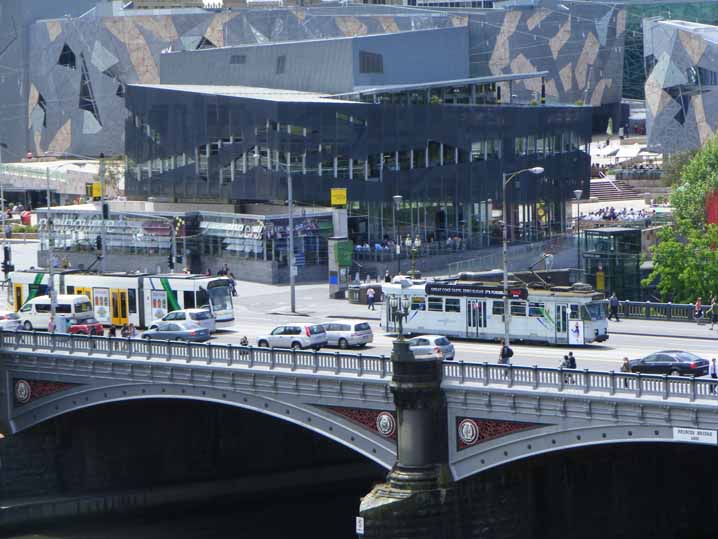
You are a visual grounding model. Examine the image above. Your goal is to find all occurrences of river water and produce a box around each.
[2,479,373,539]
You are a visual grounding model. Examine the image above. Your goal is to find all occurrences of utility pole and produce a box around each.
[288,171,295,313]
[99,156,107,273]
[0,144,10,281]
[46,168,56,320]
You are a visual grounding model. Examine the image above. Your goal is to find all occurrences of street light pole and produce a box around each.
[288,171,295,313]
[46,168,56,320]
[392,195,402,276]
[502,167,544,348]
[574,189,583,274]
[99,157,107,273]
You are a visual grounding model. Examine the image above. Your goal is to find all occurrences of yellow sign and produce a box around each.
[596,271,605,291]
[330,188,347,206]
[91,182,102,199]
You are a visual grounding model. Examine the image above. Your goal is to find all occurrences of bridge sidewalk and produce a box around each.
[608,318,718,343]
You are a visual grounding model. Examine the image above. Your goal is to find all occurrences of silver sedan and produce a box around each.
[407,335,455,360]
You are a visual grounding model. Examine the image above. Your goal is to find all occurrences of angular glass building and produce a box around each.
[125,78,591,247]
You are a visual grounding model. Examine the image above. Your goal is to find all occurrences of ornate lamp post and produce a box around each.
[502,166,544,348]
[388,294,410,338]
[392,195,402,276]
[409,235,422,278]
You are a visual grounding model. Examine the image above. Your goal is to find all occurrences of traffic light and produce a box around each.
[168,254,175,270]
[2,246,12,277]
[95,235,102,251]
[102,202,109,220]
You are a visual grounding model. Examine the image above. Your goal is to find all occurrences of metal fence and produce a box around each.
[3,331,718,402]
[618,301,706,322]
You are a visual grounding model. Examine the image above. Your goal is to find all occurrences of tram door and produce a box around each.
[466,299,487,338]
[110,289,129,326]
[13,284,23,311]
[555,303,569,344]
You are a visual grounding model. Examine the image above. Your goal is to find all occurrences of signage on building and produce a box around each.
[335,240,353,267]
[330,188,347,206]
[91,182,102,199]
[424,283,528,300]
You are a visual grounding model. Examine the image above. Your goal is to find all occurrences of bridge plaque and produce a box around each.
[673,427,718,445]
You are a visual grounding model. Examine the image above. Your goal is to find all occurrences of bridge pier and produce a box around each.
[358,339,458,538]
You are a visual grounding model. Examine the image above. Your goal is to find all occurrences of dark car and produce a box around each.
[629,351,709,377]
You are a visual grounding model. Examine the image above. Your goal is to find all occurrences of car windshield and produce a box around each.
[582,302,606,321]
[435,337,451,346]
[76,301,93,313]
[208,284,232,312]
[190,311,212,320]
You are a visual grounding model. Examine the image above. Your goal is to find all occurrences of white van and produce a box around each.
[19,295,94,331]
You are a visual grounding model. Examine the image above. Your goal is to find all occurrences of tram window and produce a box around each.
[184,291,196,309]
[67,286,75,294]
[529,302,544,317]
[569,304,580,320]
[411,297,426,310]
[511,301,526,316]
[128,289,137,313]
[428,297,443,311]
[197,288,209,308]
[492,301,504,315]
[445,298,460,312]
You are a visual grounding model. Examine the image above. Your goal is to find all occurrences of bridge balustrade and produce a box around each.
[3,331,718,402]
[618,301,697,321]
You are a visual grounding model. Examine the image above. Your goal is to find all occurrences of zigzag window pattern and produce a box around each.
[78,54,101,126]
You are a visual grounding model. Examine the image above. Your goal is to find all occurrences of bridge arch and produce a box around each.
[9,380,397,470]
[452,423,708,480]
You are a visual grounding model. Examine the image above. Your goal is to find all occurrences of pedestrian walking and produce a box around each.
[607,293,620,321]
[366,287,376,311]
[694,297,703,320]
[120,324,129,338]
[567,351,576,369]
[708,298,717,330]
[228,272,237,296]
[620,357,631,388]
[128,323,137,338]
[48,315,56,334]
[498,339,513,365]
[108,325,117,351]
[710,358,718,394]
[384,270,391,283]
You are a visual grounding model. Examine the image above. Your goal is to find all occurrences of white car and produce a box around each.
[407,335,455,360]
[257,324,328,350]
[150,308,216,333]
[0,311,21,331]
[322,320,373,349]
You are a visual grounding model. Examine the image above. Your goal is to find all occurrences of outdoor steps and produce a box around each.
[589,179,642,201]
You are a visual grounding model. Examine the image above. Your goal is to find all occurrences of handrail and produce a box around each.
[618,300,710,322]
[2,331,718,402]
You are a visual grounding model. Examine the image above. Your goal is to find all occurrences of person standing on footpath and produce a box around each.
[498,339,513,365]
[710,358,718,394]
[694,297,703,320]
[366,287,376,311]
[708,298,718,330]
[384,270,391,283]
[620,357,631,388]
[607,293,620,321]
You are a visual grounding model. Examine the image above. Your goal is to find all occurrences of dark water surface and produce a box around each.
[1,479,373,539]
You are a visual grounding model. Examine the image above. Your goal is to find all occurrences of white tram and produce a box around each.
[9,269,235,328]
[382,277,609,345]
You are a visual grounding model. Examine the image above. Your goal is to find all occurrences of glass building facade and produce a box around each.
[125,83,591,249]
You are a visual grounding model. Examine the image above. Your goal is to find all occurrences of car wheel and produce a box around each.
[291,342,302,350]
[359,343,367,348]
[338,338,348,349]
[22,321,32,331]
[258,340,269,348]
[669,369,681,377]
[313,346,321,351]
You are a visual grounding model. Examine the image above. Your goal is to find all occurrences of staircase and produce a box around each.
[589,178,642,201]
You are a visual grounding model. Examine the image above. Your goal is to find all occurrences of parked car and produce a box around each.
[257,324,328,350]
[141,321,211,342]
[150,308,216,333]
[322,320,373,349]
[629,350,709,377]
[68,317,104,336]
[407,335,455,360]
[0,311,21,331]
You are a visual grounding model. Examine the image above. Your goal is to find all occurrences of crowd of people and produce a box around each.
[579,206,658,223]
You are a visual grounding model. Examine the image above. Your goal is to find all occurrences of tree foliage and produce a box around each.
[643,137,718,302]
[661,149,696,187]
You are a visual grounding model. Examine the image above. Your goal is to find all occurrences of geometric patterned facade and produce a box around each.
[8,1,625,160]
[644,19,718,153]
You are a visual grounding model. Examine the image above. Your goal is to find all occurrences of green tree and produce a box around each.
[644,136,718,301]
[661,149,697,187]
